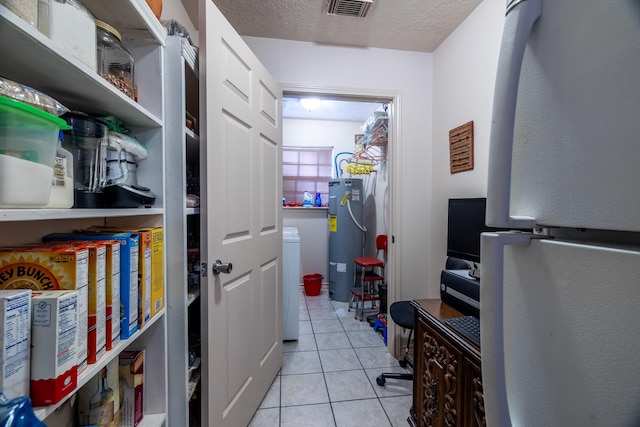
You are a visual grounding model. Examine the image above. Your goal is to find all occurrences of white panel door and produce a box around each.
[199,1,283,425]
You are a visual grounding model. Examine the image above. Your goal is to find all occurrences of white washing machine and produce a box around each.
[282,227,300,340]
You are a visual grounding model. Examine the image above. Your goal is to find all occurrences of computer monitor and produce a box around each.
[446,197,488,265]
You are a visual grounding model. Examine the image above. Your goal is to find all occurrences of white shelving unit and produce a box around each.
[164,34,201,426]
[0,2,168,424]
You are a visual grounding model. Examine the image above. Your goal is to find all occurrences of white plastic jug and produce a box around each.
[303,191,313,207]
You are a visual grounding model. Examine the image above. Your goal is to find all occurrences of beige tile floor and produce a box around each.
[248,288,413,427]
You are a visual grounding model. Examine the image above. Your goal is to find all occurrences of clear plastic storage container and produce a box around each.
[96,19,135,100]
[39,0,97,70]
[0,96,70,207]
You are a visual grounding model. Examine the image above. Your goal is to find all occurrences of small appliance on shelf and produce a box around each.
[104,131,156,208]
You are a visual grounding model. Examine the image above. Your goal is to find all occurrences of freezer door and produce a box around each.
[482,233,640,427]
[488,0,640,231]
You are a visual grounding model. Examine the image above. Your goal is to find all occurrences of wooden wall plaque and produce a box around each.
[449,121,474,174]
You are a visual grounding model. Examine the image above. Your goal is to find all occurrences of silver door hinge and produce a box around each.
[533,227,551,236]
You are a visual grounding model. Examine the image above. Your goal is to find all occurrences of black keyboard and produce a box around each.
[444,316,480,347]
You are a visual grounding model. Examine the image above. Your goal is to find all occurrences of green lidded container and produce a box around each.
[0,95,71,208]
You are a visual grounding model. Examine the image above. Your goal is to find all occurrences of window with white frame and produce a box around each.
[282,147,333,206]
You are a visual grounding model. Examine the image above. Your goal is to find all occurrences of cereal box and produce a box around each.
[0,246,89,373]
[83,242,106,364]
[149,228,164,318]
[89,227,153,328]
[101,240,121,350]
[0,289,31,399]
[119,350,144,427]
[30,290,78,406]
[43,232,139,340]
[134,230,151,329]
[42,241,107,365]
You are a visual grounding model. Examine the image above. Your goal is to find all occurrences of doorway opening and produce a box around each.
[281,88,401,356]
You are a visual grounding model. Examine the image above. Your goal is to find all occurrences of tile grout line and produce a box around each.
[315,291,339,426]
[274,290,409,426]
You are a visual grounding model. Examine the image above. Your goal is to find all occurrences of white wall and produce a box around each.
[284,118,362,160]
[283,208,328,282]
[283,118,362,281]
[429,0,505,293]
[246,37,433,301]
[161,0,199,44]
[283,117,388,285]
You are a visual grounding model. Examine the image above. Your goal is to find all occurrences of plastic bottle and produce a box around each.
[45,131,74,208]
[303,191,313,207]
[314,192,322,207]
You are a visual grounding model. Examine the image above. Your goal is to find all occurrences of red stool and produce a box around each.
[349,235,387,321]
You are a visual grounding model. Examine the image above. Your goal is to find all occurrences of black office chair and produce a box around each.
[446,256,470,270]
[376,258,467,386]
[376,300,414,386]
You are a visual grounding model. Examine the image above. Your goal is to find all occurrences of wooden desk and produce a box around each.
[408,299,484,427]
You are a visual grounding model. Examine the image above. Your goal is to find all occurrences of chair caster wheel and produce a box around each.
[376,375,386,386]
[399,358,408,368]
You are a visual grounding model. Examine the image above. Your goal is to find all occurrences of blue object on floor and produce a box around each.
[373,316,387,345]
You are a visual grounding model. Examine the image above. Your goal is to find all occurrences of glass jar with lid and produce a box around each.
[96,19,135,100]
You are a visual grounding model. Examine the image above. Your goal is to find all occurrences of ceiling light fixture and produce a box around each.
[300,98,321,111]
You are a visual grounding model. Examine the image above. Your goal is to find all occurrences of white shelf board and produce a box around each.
[187,288,200,306]
[137,413,167,427]
[82,0,167,46]
[186,127,199,144]
[0,208,164,223]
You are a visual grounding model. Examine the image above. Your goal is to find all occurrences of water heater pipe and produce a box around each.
[334,152,353,177]
[341,192,367,232]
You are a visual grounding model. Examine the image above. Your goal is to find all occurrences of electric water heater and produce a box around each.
[328,178,364,301]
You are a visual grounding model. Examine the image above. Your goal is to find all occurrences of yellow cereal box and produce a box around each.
[0,246,89,373]
[149,228,164,317]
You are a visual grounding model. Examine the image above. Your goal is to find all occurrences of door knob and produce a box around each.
[212,260,232,275]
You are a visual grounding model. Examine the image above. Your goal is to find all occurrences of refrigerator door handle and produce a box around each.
[480,231,533,427]
[486,0,541,230]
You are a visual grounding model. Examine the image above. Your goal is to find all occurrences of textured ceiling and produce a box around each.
[184,0,484,53]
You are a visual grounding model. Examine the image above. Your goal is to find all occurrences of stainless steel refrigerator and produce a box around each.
[481,0,640,426]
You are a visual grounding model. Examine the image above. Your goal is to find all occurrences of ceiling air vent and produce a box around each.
[326,0,373,17]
